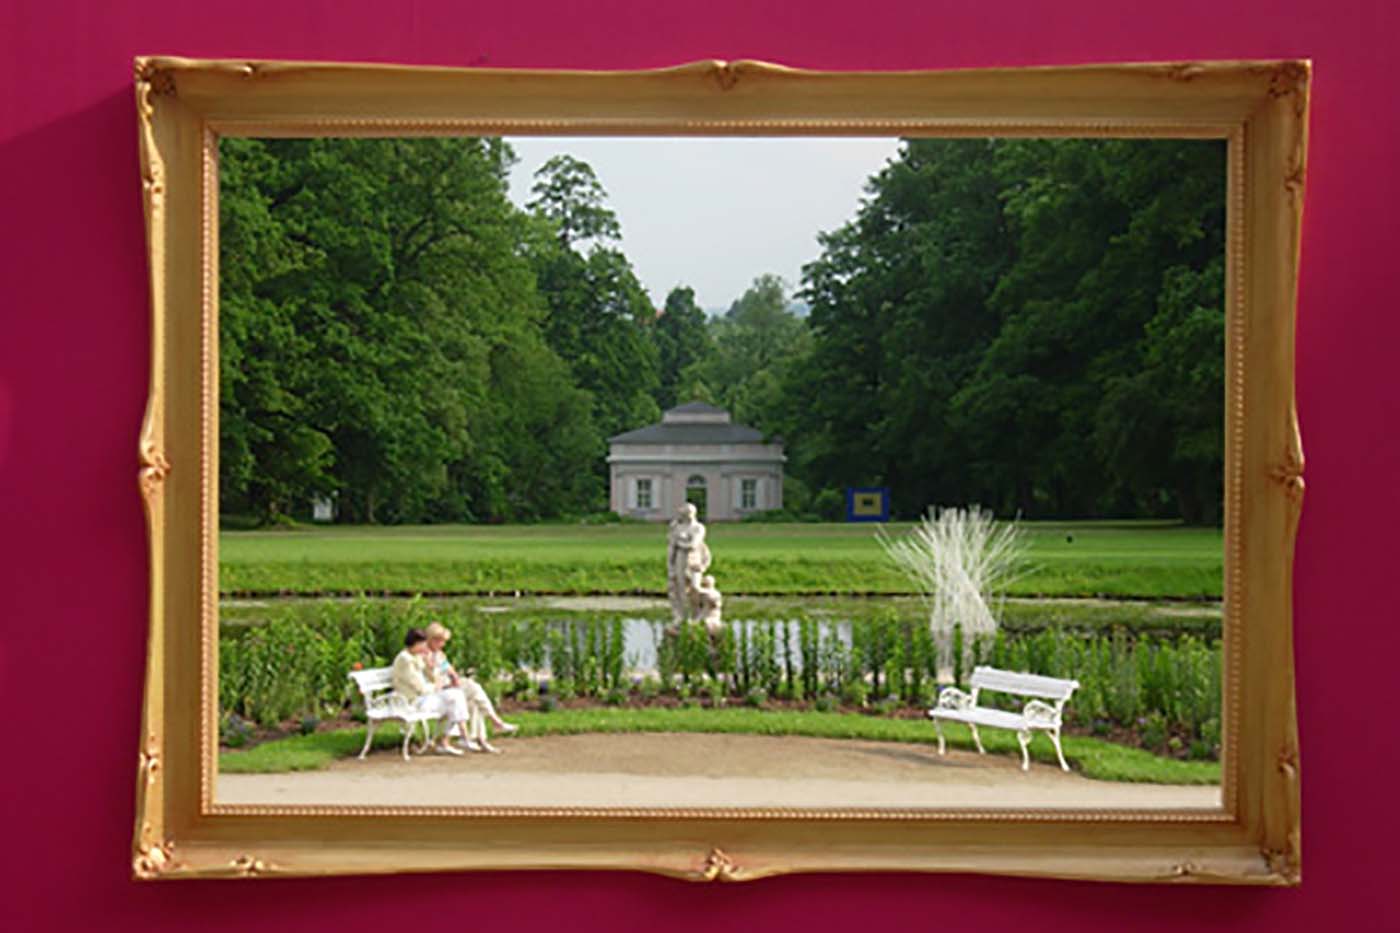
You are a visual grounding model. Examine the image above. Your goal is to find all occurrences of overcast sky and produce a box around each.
[505,137,902,312]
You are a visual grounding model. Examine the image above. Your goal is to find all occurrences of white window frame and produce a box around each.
[740,477,757,510]
[635,477,653,510]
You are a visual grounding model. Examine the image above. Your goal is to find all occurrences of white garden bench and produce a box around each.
[348,666,441,761]
[927,666,1079,772]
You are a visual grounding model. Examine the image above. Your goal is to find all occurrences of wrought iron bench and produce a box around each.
[928,665,1079,771]
[348,666,440,761]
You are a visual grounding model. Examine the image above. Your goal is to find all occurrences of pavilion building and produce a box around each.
[607,402,785,521]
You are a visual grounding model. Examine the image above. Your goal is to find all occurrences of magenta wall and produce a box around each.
[2,1,1396,928]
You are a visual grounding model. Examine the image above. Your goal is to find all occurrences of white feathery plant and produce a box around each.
[877,505,1025,683]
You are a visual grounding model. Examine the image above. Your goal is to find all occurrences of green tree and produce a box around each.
[652,285,713,409]
[793,137,1226,521]
[527,154,623,246]
[219,139,337,521]
[796,139,1011,514]
[680,274,809,434]
[219,137,604,523]
[958,138,1226,517]
[525,158,661,447]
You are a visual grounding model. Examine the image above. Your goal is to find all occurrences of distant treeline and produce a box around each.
[220,137,1225,525]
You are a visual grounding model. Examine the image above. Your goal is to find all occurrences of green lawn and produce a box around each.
[220,520,1222,599]
[220,707,1220,785]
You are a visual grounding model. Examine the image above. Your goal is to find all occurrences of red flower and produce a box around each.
[352,662,364,670]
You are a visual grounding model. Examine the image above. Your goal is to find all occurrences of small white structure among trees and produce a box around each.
[608,402,785,522]
[878,506,1025,682]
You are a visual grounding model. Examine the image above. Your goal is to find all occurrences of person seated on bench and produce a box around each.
[425,621,518,754]
[391,627,469,756]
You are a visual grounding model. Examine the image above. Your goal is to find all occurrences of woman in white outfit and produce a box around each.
[390,628,468,756]
[425,621,518,753]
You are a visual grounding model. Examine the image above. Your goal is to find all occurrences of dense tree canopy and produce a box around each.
[220,139,642,522]
[220,136,1226,526]
[676,273,809,435]
[792,137,1226,522]
[651,285,712,410]
[522,158,661,443]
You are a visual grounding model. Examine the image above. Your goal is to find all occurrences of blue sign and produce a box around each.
[845,487,890,522]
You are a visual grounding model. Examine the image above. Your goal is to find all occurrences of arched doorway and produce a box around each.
[685,474,708,520]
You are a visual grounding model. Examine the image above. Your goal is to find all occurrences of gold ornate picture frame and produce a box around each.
[133,57,1307,883]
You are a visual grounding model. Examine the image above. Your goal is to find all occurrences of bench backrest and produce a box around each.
[970,666,1078,701]
[348,666,394,697]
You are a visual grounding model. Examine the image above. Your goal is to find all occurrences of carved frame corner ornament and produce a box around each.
[135,59,177,95]
[133,56,1307,885]
[1266,60,1311,103]
[133,836,177,880]
[1263,846,1302,886]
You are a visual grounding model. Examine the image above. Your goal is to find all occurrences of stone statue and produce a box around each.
[694,574,723,634]
[666,502,713,624]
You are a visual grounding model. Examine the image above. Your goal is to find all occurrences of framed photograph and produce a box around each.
[133,57,1307,882]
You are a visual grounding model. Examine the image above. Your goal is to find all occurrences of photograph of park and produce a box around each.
[214,132,1227,811]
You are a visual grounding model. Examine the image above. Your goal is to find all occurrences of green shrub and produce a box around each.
[775,680,804,702]
[702,678,727,707]
[1200,716,1221,753]
[841,681,869,708]
[218,601,1223,761]
[220,712,253,748]
[811,488,845,522]
[781,475,812,515]
[745,687,769,708]
[1142,711,1168,751]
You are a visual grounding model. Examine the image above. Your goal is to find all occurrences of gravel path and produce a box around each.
[218,733,1220,810]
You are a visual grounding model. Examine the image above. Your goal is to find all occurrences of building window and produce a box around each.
[636,478,653,509]
[741,478,757,510]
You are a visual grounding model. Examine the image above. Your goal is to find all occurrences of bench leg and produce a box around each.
[358,720,377,760]
[1050,728,1070,772]
[932,718,946,755]
[401,722,414,761]
[1016,729,1031,771]
[969,724,986,755]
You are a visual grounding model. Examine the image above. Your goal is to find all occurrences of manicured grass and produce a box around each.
[220,708,1220,785]
[220,520,1222,599]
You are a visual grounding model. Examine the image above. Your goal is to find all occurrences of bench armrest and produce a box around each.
[1021,699,1061,728]
[935,687,975,711]
[366,693,415,717]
